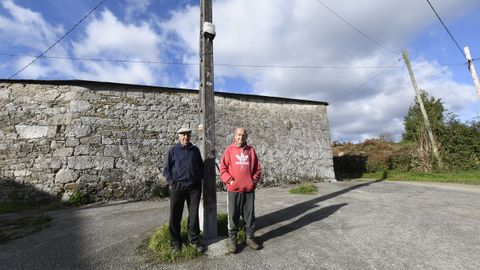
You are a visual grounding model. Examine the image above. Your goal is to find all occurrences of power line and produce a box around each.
[425,0,466,59]
[8,0,107,79]
[314,0,398,55]
[331,57,403,104]
[1,52,467,70]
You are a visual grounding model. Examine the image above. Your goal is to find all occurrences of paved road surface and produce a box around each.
[1,180,479,270]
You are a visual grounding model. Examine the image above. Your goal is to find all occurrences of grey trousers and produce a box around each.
[227,191,255,240]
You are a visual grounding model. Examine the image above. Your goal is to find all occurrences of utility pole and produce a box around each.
[199,0,217,240]
[463,46,480,97]
[402,49,443,167]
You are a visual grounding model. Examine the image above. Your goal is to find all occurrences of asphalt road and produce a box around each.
[1,180,479,270]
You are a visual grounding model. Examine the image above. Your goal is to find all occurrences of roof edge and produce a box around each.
[0,79,329,106]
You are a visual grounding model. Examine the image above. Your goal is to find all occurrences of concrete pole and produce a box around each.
[463,46,480,98]
[402,49,443,168]
[199,0,217,240]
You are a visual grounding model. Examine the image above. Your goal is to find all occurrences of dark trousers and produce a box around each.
[169,182,202,245]
[227,191,255,240]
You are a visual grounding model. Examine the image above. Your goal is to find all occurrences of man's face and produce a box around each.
[178,133,191,146]
[234,128,247,147]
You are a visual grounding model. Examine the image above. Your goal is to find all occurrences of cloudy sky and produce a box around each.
[1,0,479,142]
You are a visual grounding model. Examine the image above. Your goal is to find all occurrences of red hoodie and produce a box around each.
[220,143,261,192]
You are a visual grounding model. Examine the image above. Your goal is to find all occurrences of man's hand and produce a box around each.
[228,178,234,185]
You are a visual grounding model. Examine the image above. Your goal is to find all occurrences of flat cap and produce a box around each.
[177,127,192,134]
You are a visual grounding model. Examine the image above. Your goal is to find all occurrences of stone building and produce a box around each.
[0,80,335,202]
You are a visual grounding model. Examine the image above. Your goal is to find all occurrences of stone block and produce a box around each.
[68,156,95,170]
[104,145,123,157]
[74,144,92,155]
[66,137,80,147]
[15,125,56,139]
[50,157,67,169]
[53,148,74,157]
[55,168,78,184]
[64,182,79,191]
[69,100,91,112]
[65,124,92,138]
[0,88,10,99]
[68,156,114,170]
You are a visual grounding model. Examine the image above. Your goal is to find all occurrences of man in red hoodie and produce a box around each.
[220,127,261,253]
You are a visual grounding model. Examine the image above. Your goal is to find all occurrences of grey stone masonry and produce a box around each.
[0,80,335,202]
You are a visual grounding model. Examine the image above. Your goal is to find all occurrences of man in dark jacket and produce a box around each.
[163,127,205,252]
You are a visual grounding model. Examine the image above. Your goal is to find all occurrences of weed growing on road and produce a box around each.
[146,214,246,263]
[289,183,318,194]
[147,219,202,263]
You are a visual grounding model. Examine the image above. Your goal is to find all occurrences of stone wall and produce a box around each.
[0,80,335,202]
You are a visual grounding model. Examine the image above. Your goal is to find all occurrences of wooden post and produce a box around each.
[464,46,480,97]
[402,49,443,167]
[199,0,217,240]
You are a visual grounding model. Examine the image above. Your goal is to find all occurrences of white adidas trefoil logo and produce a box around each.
[235,152,249,168]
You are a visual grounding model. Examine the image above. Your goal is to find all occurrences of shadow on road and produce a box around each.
[259,203,348,243]
[256,180,382,243]
[0,178,86,269]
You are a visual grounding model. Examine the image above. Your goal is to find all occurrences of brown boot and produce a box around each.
[246,237,260,250]
[227,239,237,254]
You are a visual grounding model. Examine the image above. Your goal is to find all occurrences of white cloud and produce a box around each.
[73,9,161,60]
[0,0,63,49]
[160,0,480,141]
[2,0,479,141]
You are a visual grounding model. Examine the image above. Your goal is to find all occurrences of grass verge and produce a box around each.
[363,170,480,185]
[289,183,318,194]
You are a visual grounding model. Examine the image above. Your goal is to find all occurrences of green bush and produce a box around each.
[68,191,90,206]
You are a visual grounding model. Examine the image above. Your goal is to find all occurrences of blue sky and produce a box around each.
[1,0,479,142]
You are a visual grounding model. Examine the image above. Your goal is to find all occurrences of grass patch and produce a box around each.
[289,183,318,194]
[0,201,34,214]
[0,214,52,243]
[0,201,65,214]
[146,213,246,263]
[363,170,480,185]
[147,219,203,263]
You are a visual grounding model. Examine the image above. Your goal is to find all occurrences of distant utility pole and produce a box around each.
[402,49,443,167]
[199,0,217,240]
[463,46,480,98]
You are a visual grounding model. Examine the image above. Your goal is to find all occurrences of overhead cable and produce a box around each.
[314,0,398,55]
[331,57,403,104]
[8,0,107,79]
[425,0,466,59]
[1,53,466,70]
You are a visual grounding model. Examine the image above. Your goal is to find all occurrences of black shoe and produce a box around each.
[192,243,206,253]
[171,242,181,252]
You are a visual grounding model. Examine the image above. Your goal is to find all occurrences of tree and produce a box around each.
[402,90,445,143]
[402,91,480,171]
[402,90,445,171]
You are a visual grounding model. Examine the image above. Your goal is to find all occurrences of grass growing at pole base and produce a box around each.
[147,219,201,263]
[289,183,318,194]
[146,214,246,263]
